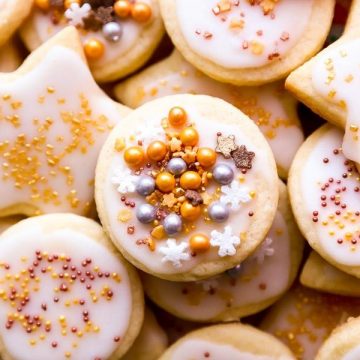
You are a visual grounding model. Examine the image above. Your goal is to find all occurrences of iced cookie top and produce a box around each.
[0,215,135,360]
[96,95,278,280]
[0,34,127,216]
[143,182,303,321]
[174,0,313,69]
[31,0,157,66]
[261,286,360,360]
[296,126,360,268]
[312,39,360,164]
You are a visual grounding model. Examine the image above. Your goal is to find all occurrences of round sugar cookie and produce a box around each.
[95,94,279,281]
[0,214,143,360]
[21,0,164,83]
[0,27,130,218]
[289,124,360,278]
[300,251,360,297]
[159,323,296,360]
[114,50,304,178]
[122,307,168,360]
[0,216,24,234]
[142,181,303,322]
[0,0,33,48]
[260,285,360,360]
[158,0,335,86]
[316,317,360,360]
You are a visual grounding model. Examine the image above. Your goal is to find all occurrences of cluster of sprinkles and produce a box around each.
[270,287,360,360]
[112,106,256,268]
[0,249,122,359]
[0,86,112,214]
[310,145,360,250]
[34,0,153,60]
[195,0,288,61]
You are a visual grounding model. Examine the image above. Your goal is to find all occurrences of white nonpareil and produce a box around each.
[111,168,138,194]
[65,3,91,27]
[159,239,190,268]
[252,237,275,265]
[220,181,251,210]
[210,226,240,257]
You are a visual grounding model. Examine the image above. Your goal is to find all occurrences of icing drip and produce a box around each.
[0,226,132,360]
[312,39,360,164]
[175,0,313,68]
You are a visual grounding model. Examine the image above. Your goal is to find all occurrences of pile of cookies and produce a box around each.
[1,0,360,359]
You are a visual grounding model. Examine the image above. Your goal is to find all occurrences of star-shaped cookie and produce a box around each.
[0,26,130,217]
[286,0,360,163]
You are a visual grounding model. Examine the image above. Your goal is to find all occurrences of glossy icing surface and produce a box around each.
[313,39,360,163]
[0,46,121,215]
[0,223,132,360]
[175,0,313,68]
[300,126,360,266]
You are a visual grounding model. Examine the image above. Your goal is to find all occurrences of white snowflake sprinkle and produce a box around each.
[252,237,275,265]
[65,3,91,27]
[159,239,190,268]
[220,181,251,210]
[111,168,138,194]
[210,226,240,257]
[136,124,165,146]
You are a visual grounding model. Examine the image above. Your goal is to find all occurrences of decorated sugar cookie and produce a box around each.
[316,316,360,360]
[123,308,168,360]
[0,1,33,47]
[0,40,23,72]
[0,214,143,360]
[21,0,164,82]
[142,181,303,322]
[95,94,279,281]
[286,0,360,165]
[115,50,304,178]
[159,323,296,360]
[261,285,360,360]
[158,0,335,86]
[0,26,130,218]
[289,124,360,278]
[0,216,24,234]
[300,251,360,297]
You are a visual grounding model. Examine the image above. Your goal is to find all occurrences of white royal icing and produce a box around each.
[171,339,280,360]
[143,210,290,321]
[0,45,122,215]
[0,223,132,360]
[175,0,313,68]
[343,345,360,360]
[312,39,360,164]
[31,0,155,66]
[300,126,360,266]
[103,102,275,275]
[128,53,303,174]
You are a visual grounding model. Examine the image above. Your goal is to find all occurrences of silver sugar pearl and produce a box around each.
[226,264,242,278]
[208,202,229,222]
[136,204,156,224]
[163,213,182,235]
[103,22,123,43]
[213,164,234,185]
[167,158,187,176]
[136,175,155,196]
